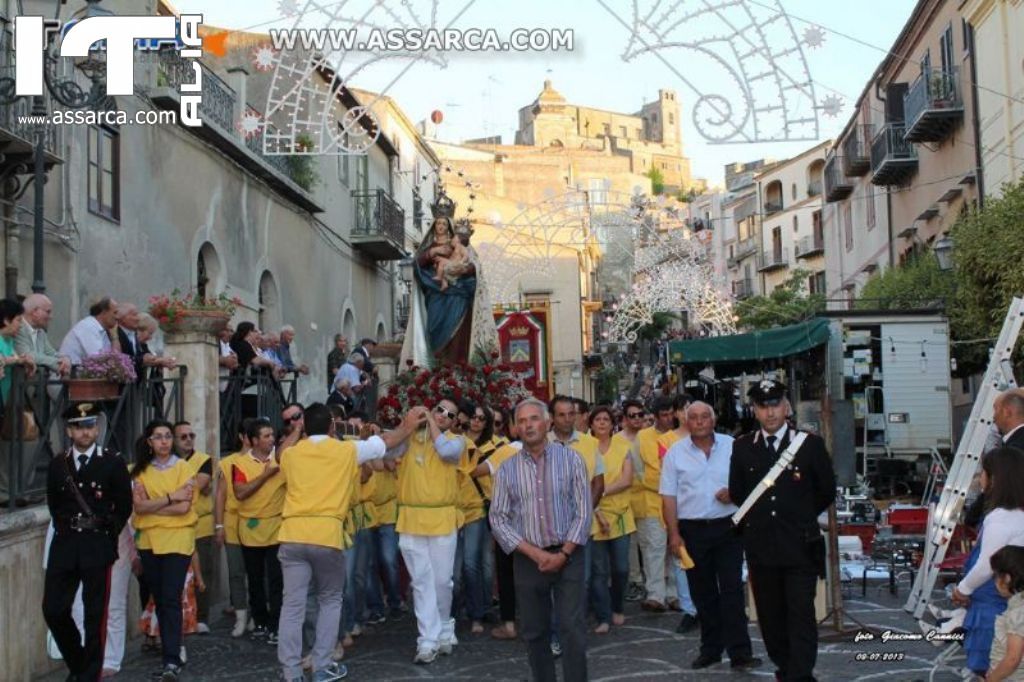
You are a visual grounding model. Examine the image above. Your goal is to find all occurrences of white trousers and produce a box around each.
[398,531,457,651]
[636,517,676,604]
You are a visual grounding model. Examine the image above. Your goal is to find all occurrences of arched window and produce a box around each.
[342,309,357,347]
[196,242,222,300]
[258,271,280,332]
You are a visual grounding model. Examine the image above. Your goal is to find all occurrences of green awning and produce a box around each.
[669,318,831,365]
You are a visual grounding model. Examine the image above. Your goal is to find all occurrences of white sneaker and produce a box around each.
[413,648,438,664]
[439,636,458,655]
[231,610,248,638]
[247,617,255,632]
[195,622,210,635]
[179,645,187,664]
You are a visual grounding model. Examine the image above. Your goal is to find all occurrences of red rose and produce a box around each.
[490,351,500,359]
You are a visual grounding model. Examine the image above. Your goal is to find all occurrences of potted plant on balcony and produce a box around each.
[148,288,240,335]
[66,350,137,401]
[929,72,953,108]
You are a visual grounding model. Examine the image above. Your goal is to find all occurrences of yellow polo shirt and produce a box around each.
[370,469,398,526]
[592,437,636,540]
[233,452,286,547]
[550,431,604,482]
[132,457,197,556]
[396,433,459,536]
[218,453,242,545]
[457,436,487,526]
[186,451,214,539]
[277,437,361,550]
[633,427,677,525]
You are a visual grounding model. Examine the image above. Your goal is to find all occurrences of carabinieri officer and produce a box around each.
[728,380,835,682]
[43,402,132,682]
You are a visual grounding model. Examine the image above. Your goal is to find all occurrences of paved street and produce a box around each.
[40,584,965,681]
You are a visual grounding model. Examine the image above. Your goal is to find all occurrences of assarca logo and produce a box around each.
[14,14,205,127]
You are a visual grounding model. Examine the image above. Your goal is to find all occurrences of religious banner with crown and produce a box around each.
[493,306,553,402]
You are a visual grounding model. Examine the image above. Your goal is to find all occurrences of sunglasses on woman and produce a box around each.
[435,406,456,420]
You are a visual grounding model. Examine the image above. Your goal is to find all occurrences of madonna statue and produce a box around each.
[400,194,498,367]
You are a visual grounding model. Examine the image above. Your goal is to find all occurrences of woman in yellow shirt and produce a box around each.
[130,419,197,681]
[588,406,635,634]
[456,402,495,634]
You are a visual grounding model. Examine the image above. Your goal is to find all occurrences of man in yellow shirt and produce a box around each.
[633,397,678,611]
[390,398,465,664]
[277,403,423,682]
[173,420,214,633]
[214,420,252,638]
[233,418,286,643]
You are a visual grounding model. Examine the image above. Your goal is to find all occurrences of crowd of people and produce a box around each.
[8,289,1022,681]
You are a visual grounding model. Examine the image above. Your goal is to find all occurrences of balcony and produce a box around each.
[0,50,62,171]
[352,189,406,260]
[842,124,873,176]
[795,235,824,259]
[824,154,853,202]
[146,51,322,213]
[732,278,754,300]
[758,247,789,272]
[904,68,963,143]
[870,123,918,186]
[727,237,758,268]
[764,201,783,215]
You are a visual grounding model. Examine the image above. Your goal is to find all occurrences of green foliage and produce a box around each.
[287,133,320,192]
[856,254,955,311]
[646,167,665,195]
[949,180,1024,373]
[637,312,678,341]
[594,366,623,404]
[734,269,824,330]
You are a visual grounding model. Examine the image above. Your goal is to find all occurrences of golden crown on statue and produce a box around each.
[509,325,530,337]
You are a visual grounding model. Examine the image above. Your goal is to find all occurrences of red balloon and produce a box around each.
[430,110,443,124]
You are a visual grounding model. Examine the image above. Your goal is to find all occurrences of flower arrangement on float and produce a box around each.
[376,352,533,428]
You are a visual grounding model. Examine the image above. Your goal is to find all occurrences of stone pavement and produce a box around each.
[39,586,966,681]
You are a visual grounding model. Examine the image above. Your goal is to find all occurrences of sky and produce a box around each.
[171,0,918,186]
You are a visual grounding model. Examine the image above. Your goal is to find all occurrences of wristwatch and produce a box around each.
[214,524,225,530]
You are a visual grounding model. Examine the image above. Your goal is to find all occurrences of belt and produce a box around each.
[55,514,107,534]
[542,544,564,552]
[679,516,732,526]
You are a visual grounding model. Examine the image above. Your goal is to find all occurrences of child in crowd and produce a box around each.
[987,545,1024,681]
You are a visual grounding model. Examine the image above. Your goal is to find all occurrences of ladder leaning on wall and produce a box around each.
[904,296,1024,619]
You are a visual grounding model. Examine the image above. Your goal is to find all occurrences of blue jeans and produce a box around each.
[341,529,371,634]
[455,518,490,621]
[673,560,697,616]
[589,534,632,624]
[367,524,401,612]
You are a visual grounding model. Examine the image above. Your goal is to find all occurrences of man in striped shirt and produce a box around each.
[490,398,591,682]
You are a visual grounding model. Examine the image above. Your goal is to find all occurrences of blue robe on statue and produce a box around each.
[414,260,477,358]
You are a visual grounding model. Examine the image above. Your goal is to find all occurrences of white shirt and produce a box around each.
[72,444,97,471]
[333,363,362,389]
[659,433,738,520]
[1002,424,1024,444]
[760,424,790,453]
[307,434,386,464]
[957,507,1024,595]
[59,316,111,365]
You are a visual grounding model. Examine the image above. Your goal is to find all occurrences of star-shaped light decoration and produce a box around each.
[819,94,844,118]
[252,45,277,72]
[277,0,300,18]
[237,111,263,140]
[802,25,826,49]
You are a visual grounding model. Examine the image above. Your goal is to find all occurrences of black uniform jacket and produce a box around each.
[728,427,836,568]
[46,446,132,571]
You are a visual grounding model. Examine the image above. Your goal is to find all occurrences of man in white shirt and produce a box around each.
[59,297,118,365]
[661,401,760,672]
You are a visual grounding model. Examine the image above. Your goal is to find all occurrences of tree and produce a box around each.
[646,167,665,195]
[734,269,824,330]
[949,179,1024,373]
[636,311,678,341]
[856,253,955,311]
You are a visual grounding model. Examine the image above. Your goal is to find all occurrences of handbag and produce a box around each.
[1,400,39,441]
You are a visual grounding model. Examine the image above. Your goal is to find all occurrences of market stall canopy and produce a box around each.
[669,318,831,365]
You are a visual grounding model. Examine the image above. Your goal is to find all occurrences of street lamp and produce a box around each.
[933,235,954,272]
[398,256,415,285]
[0,0,111,294]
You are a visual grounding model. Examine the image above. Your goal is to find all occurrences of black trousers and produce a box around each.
[139,551,191,667]
[748,562,819,681]
[513,550,587,682]
[495,542,516,623]
[42,561,112,682]
[242,544,283,631]
[678,518,752,660]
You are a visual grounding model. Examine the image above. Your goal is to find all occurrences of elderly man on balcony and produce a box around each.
[15,294,70,377]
